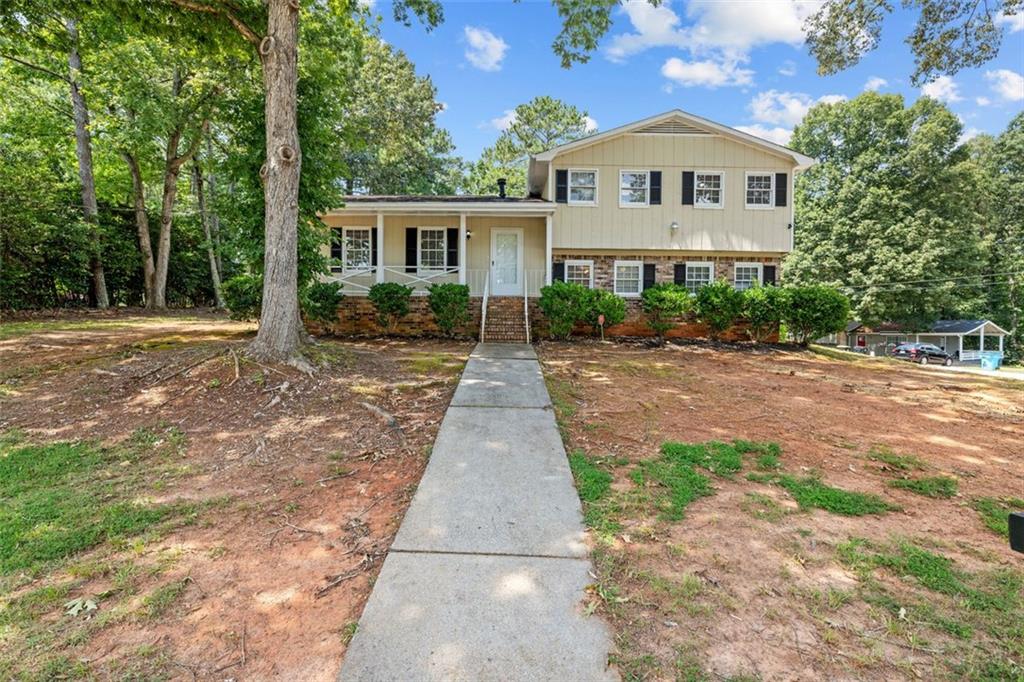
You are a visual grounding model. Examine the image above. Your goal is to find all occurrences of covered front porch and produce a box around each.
[319,197,556,299]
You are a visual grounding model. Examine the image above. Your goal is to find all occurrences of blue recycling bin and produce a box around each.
[980,353,1002,371]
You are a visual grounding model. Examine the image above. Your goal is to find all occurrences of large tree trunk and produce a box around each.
[123,152,157,306]
[66,18,108,309]
[152,130,184,309]
[205,137,224,277]
[249,0,308,364]
[192,159,225,307]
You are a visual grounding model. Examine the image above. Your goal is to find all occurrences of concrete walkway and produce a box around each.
[339,343,614,682]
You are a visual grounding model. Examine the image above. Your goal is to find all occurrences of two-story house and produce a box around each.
[320,109,815,340]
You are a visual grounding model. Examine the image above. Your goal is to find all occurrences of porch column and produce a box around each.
[458,213,467,285]
[544,214,553,286]
[999,335,1004,354]
[375,212,385,284]
[959,335,963,358]
[915,334,920,343]
[980,328,985,354]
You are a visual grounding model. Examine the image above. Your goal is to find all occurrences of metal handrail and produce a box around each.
[480,272,489,343]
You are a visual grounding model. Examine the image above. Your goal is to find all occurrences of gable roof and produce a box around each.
[531,109,817,169]
[851,319,1011,335]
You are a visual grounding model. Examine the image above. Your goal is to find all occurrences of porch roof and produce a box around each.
[852,319,1010,336]
[324,195,556,216]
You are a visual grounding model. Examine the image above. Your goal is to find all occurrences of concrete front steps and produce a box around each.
[483,296,528,343]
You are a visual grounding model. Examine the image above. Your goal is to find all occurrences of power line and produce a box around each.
[839,270,1024,291]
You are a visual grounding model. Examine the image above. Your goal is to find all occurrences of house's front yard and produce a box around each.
[0,312,471,680]
[539,341,1024,681]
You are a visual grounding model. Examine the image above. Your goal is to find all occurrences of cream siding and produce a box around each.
[550,133,795,252]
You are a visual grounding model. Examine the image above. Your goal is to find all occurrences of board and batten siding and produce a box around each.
[551,133,795,253]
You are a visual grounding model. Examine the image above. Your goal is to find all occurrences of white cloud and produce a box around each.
[921,75,962,103]
[490,109,516,131]
[584,116,599,132]
[778,60,797,77]
[997,12,1024,32]
[357,0,376,8]
[463,26,508,72]
[661,57,753,88]
[976,96,991,106]
[735,124,793,146]
[748,90,846,127]
[985,69,1024,101]
[864,76,887,91]
[958,127,983,145]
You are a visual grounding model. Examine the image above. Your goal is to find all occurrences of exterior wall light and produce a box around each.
[670,221,680,231]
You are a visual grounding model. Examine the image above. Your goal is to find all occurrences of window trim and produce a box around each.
[684,260,714,294]
[564,259,595,288]
[567,168,599,206]
[733,262,763,290]
[744,171,775,210]
[613,260,644,297]
[332,226,374,274]
[417,226,448,272]
[618,169,650,208]
[694,170,725,210]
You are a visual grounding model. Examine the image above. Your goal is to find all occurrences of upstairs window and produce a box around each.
[733,263,763,290]
[619,170,649,207]
[418,228,446,270]
[614,261,643,296]
[331,227,372,273]
[745,173,774,208]
[685,262,713,294]
[695,172,723,208]
[565,260,594,288]
[568,169,598,205]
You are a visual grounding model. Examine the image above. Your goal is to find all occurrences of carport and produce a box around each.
[913,319,1009,361]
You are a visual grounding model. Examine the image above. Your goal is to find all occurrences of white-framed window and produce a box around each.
[745,172,774,208]
[418,227,447,270]
[694,171,724,208]
[685,261,713,294]
[330,227,372,273]
[564,259,594,288]
[733,262,763,290]
[613,260,643,297]
[619,170,649,207]
[568,168,598,205]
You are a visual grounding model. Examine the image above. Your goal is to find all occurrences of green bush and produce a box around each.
[368,282,414,332]
[428,283,471,337]
[538,281,590,339]
[640,283,690,343]
[743,285,787,343]
[693,279,744,340]
[583,288,627,335]
[301,281,344,324]
[222,274,263,321]
[782,285,851,346]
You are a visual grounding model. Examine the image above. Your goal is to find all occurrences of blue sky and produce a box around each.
[370,0,1024,161]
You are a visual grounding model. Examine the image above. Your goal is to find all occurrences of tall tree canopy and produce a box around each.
[786,92,988,329]
[465,96,593,197]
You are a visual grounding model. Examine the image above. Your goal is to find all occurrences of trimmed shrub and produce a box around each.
[640,283,690,343]
[368,282,414,332]
[583,288,627,336]
[743,285,786,343]
[538,281,590,339]
[222,274,262,321]
[783,285,850,346]
[428,283,471,337]
[301,281,344,324]
[693,279,744,341]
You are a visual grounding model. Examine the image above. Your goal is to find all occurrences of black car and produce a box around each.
[890,342,954,366]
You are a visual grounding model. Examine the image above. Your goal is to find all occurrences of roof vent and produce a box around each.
[633,120,710,135]
[497,178,507,198]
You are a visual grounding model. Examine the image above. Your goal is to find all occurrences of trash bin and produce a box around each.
[980,354,1001,371]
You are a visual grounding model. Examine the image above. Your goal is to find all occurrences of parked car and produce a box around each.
[889,342,954,366]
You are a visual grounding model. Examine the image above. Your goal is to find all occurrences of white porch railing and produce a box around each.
[330,265,460,294]
[959,350,1003,362]
[380,265,459,291]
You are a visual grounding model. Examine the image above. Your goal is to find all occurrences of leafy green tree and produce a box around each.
[805,0,1022,84]
[787,92,986,329]
[783,286,851,346]
[641,284,690,344]
[693,279,744,341]
[465,96,593,196]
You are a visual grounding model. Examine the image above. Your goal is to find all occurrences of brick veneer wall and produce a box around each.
[552,254,783,289]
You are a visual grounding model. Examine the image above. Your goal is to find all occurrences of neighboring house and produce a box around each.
[824,319,1009,361]
[320,109,815,340]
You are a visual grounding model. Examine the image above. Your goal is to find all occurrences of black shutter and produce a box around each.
[552,262,565,282]
[371,227,378,268]
[775,173,788,207]
[649,171,662,205]
[642,263,656,290]
[555,169,568,203]
[446,227,458,267]
[682,171,695,205]
[405,227,417,273]
[674,263,687,285]
[763,265,777,286]
[330,228,343,272]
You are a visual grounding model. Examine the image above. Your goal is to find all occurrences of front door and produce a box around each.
[490,228,523,296]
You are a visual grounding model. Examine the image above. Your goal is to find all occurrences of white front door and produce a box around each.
[490,228,523,295]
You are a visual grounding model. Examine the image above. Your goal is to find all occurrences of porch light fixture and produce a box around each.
[466,229,473,240]
[670,221,679,231]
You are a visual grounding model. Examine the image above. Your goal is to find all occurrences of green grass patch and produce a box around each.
[630,458,712,521]
[567,452,621,535]
[0,319,132,341]
[867,445,925,471]
[763,474,896,516]
[889,476,958,499]
[740,492,788,522]
[140,578,189,620]
[660,439,780,479]
[971,497,1024,538]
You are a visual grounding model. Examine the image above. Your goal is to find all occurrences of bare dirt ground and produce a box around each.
[0,311,472,680]
[539,341,1023,682]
